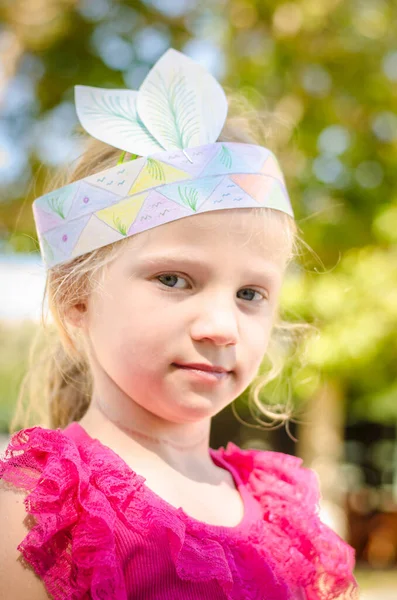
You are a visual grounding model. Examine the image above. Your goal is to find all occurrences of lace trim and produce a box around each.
[0,427,128,599]
[0,427,359,599]
[219,443,359,599]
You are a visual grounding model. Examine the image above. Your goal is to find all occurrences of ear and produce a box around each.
[64,302,87,329]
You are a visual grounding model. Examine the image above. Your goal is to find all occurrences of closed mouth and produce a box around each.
[173,363,231,374]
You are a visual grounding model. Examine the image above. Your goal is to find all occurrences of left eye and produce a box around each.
[237,288,265,302]
[157,274,266,302]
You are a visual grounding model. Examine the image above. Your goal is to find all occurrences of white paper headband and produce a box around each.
[32,49,293,269]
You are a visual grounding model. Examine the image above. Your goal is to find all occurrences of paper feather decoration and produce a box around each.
[75,49,228,157]
[33,48,294,269]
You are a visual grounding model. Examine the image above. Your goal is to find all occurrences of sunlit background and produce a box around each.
[1,0,397,595]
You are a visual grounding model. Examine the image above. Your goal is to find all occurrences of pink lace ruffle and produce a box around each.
[219,443,359,600]
[0,427,359,600]
[0,427,130,599]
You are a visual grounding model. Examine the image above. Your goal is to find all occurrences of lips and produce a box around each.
[173,363,230,373]
[173,362,231,383]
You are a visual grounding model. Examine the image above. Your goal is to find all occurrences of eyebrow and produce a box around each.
[136,252,281,282]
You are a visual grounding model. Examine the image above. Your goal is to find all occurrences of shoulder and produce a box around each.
[0,483,51,599]
[0,426,71,600]
[0,424,131,599]
[0,426,86,599]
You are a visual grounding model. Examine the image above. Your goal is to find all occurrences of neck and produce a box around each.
[79,391,215,480]
[95,396,209,451]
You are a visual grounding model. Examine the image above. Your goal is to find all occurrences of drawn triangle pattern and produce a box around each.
[129,160,190,195]
[33,206,67,234]
[230,174,277,204]
[85,158,146,198]
[71,215,124,259]
[260,154,285,181]
[199,176,262,212]
[158,176,223,212]
[33,182,78,222]
[262,180,291,213]
[43,215,91,256]
[128,189,192,236]
[158,144,220,178]
[95,191,149,235]
[67,182,120,221]
[201,143,259,178]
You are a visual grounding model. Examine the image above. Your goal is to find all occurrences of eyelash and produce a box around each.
[156,273,268,303]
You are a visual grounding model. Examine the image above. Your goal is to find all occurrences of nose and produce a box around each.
[189,292,239,347]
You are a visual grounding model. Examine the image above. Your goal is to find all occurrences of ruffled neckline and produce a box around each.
[63,420,263,536]
[1,423,358,599]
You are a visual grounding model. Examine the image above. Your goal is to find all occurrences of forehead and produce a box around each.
[121,208,292,267]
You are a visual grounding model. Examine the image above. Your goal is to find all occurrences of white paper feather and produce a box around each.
[74,85,165,155]
[74,49,228,156]
[137,49,228,151]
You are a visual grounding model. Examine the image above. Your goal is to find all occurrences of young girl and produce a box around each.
[0,49,358,599]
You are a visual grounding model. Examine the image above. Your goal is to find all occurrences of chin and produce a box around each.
[173,400,222,422]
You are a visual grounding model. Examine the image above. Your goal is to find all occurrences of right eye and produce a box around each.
[157,273,189,289]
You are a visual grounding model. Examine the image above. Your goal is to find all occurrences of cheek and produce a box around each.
[243,318,274,369]
[87,294,166,371]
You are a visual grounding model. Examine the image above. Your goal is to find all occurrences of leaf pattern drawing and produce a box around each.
[220,145,233,169]
[47,194,66,219]
[146,158,166,181]
[112,215,128,236]
[178,185,199,211]
[83,92,159,146]
[143,69,200,149]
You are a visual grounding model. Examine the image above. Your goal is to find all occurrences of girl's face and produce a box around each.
[80,209,291,424]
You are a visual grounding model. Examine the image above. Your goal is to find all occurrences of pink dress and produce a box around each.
[0,422,359,599]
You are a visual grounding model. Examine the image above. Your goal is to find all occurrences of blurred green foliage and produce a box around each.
[0,0,396,427]
[0,322,37,431]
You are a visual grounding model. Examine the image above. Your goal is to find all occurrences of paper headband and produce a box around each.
[32,49,293,269]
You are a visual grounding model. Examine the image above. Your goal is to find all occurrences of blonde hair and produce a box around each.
[10,95,311,435]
